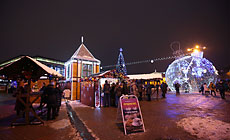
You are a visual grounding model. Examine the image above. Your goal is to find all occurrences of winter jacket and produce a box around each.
[103,83,110,94]
[208,83,215,90]
[161,83,168,93]
[44,84,56,105]
[55,87,62,107]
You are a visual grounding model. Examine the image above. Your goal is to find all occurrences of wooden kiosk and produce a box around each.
[65,37,100,101]
[0,56,63,125]
[80,70,120,108]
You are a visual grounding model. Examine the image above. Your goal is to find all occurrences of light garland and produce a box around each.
[102,54,187,69]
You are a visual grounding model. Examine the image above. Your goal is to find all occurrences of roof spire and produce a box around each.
[81,36,84,44]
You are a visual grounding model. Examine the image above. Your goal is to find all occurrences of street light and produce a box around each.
[187,44,207,58]
[187,45,206,53]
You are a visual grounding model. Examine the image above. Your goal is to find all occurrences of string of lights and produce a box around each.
[101,53,191,69]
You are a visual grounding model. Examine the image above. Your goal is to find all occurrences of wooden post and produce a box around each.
[25,94,30,124]
[11,78,44,126]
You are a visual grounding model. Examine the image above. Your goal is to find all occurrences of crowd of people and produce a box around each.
[102,80,168,107]
[13,79,229,118]
[200,80,229,99]
[102,79,230,107]
[39,82,71,120]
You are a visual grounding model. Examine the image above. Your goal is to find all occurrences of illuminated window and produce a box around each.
[82,64,92,77]
[60,67,64,76]
[56,67,61,74]
[66,65,71,78]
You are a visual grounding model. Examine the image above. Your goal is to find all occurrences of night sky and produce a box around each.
[0,0,229,74]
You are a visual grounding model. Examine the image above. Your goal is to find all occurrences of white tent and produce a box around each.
[128,72,162,80]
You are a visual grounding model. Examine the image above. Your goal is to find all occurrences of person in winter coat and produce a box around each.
[103,80,110,107]
[110,83,116,107]
[130,82,138,97]
[138,83,143,101]
[203,83,210,96]
[146,83,152,101]
[55,83,62,116]
[200,84,204,94]
[39,82,47,109]
[63,88,71,102]
[209,82,216,96]
[44,83,57,120]
[122,82,129,95]
[218,80,226,99]
[161,82,168,98]
[174,83,180,95]
[155,82,160,99]
[114,82,122,107]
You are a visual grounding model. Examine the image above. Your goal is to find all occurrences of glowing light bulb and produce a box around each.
[187,48,191,51]
[195,45,200,49]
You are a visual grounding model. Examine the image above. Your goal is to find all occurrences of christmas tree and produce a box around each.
[116,48,127,75]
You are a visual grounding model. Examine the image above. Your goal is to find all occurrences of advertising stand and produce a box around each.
[118,95,145,135]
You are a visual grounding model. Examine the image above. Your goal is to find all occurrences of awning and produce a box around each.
[0,56,63,80]
[128,72,162,80]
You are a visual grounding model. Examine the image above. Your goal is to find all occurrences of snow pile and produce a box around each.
[177,117,230,140]
[68,101,89,108]
[49,119,71,130]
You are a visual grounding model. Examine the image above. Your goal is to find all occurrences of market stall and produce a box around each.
[128,71,164,86]
[0,56,63,125]
[80,70,121,108]
[128,72,163,80]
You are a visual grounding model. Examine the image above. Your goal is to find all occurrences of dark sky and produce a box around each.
[0,0,229,74]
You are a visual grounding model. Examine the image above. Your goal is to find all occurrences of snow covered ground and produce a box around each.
[177,117,230,140]
[68,100,90,108]
[48,119,71,130]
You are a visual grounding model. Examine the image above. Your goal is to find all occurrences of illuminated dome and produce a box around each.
[165,51,218,92]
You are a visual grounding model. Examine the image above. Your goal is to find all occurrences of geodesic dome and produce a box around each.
[165,52,218,92]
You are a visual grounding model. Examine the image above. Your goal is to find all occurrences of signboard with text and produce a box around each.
[119,95,145,135]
